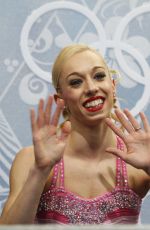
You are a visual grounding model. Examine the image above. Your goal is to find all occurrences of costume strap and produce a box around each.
[50,162,59,188]
[59,158,65,188]
[116,136,128,187]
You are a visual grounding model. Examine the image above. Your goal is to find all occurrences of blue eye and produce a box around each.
[69,79,82,87]
[94,72,106,80]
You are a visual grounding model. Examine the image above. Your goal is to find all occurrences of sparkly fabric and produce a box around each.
[36,137,142,224]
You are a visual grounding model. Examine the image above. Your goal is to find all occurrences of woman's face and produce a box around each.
[58,50,115,125]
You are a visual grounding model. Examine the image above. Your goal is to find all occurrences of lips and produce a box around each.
[82,96,105,112]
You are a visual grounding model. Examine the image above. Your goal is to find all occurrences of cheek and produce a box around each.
[103,83,114,103]
[103,82,113,94]
[61,90,77,105]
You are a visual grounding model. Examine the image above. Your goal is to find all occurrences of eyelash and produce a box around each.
[69,72,106,87]
[94,72,106,80]
[69,79,82,87]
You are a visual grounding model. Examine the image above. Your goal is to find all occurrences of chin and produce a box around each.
[81,113,107,126]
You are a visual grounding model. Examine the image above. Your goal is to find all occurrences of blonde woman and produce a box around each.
[0,44,150,225]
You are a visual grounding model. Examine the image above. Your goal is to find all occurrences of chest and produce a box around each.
[59,158,117,199]
[44,158,149,199]
[38,159,142,224]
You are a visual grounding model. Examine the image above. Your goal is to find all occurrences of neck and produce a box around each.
[65,119,116,161]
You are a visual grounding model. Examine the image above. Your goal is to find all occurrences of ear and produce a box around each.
[112,79,115,86]
[112,79,116,91]
[54,94,62,103]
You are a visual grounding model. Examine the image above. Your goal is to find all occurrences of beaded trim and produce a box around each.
[36,136,142,224]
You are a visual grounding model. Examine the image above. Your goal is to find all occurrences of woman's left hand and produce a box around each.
[105,109,150,175]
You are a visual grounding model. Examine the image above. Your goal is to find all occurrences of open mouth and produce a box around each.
[83,96,105,112]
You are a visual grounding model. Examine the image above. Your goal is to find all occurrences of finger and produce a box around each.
[114,109,134,133]
[45,95,53,125]
[30,108,38,133]
[140,112,150,132]
[124,109,142,132]
[37,99,45,128]
[61,120,71,134]
[105,118,126,141]
[51,99,64,126]
[106,147,127,161]
[59,130,69,142]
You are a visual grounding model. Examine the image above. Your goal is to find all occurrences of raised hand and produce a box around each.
[105,109,150,174]
[30,96,71,171]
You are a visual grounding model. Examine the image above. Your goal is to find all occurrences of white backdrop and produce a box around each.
[0,0,150,224]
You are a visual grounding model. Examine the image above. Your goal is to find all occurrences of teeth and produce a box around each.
[84,99,103,108]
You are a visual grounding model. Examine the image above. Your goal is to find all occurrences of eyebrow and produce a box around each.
[66,66,105,79]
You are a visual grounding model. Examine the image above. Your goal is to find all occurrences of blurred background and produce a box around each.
[0,0,150,223]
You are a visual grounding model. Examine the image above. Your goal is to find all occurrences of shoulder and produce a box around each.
[10,146,35,191]
[14,145,34,161]
[0,146,36,218]
[11,146,55,193]
[11,146,35,173]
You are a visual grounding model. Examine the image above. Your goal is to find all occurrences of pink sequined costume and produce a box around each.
[36,137,141,224]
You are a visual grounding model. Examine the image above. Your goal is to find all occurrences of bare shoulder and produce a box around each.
[0,146,35,218]
[10,145,36,192]
[14,145,34,162]
[10,146,35,177]
[127,163,150,198]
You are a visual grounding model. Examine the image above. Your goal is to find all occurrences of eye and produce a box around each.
[94,72,106,81]
[69,79,83,88]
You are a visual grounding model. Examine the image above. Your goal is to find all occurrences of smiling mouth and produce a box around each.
[83,97,105,112]
[84,98,103,108]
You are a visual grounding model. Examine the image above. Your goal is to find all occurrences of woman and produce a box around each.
[0,44,150,224]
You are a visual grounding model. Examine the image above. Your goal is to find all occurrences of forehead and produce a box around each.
[61,50,106,76]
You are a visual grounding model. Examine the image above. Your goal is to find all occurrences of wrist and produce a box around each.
[29,163,53,182]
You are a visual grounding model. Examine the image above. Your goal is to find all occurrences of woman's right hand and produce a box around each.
[30,96,70,172]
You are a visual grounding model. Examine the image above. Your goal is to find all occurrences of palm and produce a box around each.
[30,96,71,169]
[122,133,150,169]
[33,125,63,167]
[105,109,150,173]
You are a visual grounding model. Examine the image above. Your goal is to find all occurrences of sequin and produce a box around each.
[36,137,141,224]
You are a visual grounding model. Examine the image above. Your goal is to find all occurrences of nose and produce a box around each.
[84,78,98,96]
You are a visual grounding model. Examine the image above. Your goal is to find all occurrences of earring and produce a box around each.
[113,91,118,108]
[62,105,70,119]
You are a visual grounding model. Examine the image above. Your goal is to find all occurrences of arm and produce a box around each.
[0,96,70,224]
[0,147,52,224]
